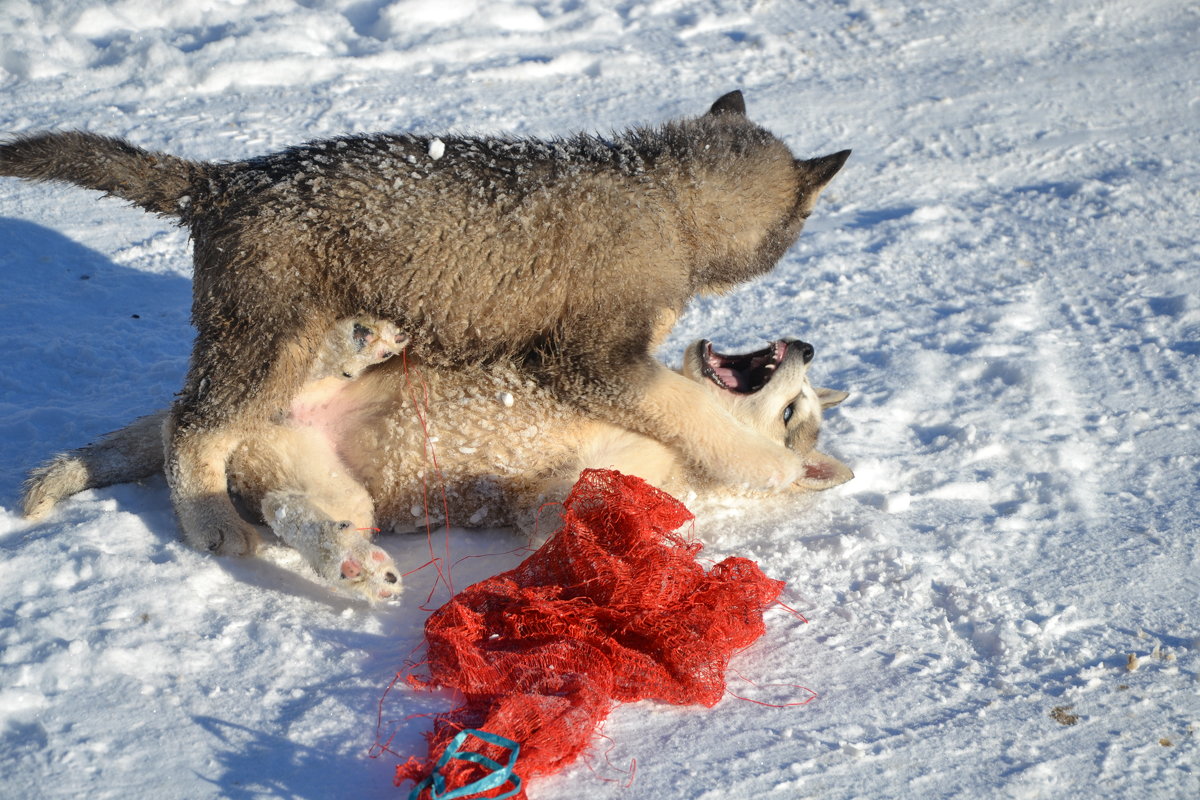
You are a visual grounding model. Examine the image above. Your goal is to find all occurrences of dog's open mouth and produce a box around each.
[699,340,789,393]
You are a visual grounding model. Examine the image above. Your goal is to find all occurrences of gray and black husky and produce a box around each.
[1,90,849,558]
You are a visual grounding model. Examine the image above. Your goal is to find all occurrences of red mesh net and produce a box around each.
[395,468,784,799]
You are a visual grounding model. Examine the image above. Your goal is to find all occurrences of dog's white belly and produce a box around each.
[304,363,591,532]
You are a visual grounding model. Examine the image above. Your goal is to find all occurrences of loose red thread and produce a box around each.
[773,598,810,624]
[401,350,457,606]
[725,665,819,708]
[581,725,638,789]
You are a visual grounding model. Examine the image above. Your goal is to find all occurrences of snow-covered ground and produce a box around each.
[2,1,1197,797]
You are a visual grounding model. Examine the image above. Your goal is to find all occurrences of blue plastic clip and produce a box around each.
[408,728,522,800]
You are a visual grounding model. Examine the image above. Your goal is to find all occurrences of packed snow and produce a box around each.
[1,1,1197,798]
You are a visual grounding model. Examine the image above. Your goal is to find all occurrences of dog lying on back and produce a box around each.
[23,317,851,601]
[0,91,850,559]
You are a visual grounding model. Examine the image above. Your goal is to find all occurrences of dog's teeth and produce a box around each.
[703,366,730,390]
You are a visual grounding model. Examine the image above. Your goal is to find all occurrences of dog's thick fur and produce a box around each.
[1,92,849,557]
[22,315,851,600]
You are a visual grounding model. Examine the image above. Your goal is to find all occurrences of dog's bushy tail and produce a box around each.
[0,131,207,218]
[22,411,168,519]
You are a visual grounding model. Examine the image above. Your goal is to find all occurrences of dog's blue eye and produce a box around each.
[783,404,794,423]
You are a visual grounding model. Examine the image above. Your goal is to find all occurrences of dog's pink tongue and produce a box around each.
[712,365,743,389]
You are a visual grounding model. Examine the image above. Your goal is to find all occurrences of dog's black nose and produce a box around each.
[794,341,814,364]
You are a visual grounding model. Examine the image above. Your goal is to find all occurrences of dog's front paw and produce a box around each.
[788,449,854,492]
[709,437,808,491]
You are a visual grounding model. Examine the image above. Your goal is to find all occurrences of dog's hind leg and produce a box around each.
[165,310,338,557]
[163,257,348,556]
[242,425,400,602]
[22,411,169,519]
[307,316,407,382]
[168,304,406,568]
[166,420,260,555]
[261,491,400,602]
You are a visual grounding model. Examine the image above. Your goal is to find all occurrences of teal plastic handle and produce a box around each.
[408,728,522,800]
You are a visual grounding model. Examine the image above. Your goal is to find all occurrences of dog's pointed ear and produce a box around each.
[793,149,851,216]
[793,450,853,491]
[707,90,746,117]
[816,387,849,409]
[798,149,852,189]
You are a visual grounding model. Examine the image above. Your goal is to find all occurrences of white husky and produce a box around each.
[23,318,851,601]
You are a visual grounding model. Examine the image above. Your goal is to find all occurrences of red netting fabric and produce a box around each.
[395,468,784,799]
